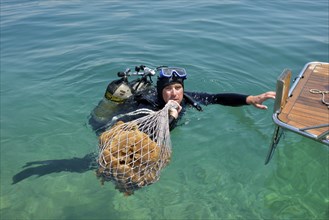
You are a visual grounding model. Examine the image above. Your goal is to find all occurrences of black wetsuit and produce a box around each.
[89,87,249,134]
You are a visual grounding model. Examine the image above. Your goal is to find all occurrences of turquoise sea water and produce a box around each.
[1,0,328,219]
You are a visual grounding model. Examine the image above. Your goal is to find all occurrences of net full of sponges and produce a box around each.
[96,102,177,195]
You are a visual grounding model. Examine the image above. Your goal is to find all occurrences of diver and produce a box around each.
[88,66,276,134]
[12,66,275,184]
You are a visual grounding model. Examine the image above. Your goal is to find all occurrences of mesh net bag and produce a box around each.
[96,101,178,195]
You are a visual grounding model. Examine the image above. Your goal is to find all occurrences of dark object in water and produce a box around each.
[12,153,97,184]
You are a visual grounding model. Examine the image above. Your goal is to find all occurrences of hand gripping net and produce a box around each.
[96,102,178,195]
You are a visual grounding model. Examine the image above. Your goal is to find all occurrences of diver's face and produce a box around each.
[162,83,184,104]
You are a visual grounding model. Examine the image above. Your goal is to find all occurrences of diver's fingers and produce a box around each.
[255,103,268,110]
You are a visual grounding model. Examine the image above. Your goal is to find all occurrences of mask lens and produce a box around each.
[162,68,172,77]
[159,67,187,78]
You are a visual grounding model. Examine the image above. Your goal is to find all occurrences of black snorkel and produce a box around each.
[183,93,203,111]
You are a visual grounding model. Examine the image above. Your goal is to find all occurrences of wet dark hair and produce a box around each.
[156,76,185,108]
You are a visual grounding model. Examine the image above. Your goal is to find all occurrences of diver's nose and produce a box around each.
[171,88,178,97]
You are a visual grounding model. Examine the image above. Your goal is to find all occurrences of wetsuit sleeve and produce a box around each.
[184,91,249,107]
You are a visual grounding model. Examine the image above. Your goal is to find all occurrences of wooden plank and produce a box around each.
[286,120,328,136]
[278,62,329,138]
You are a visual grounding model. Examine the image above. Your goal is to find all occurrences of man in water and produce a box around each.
[12,66,275,184]
[89,66,276,133]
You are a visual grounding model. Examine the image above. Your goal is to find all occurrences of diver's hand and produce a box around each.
[246,91,276,110]
[167,100,182,118]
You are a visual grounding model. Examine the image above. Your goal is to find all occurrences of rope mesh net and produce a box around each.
[96,102,177,195]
